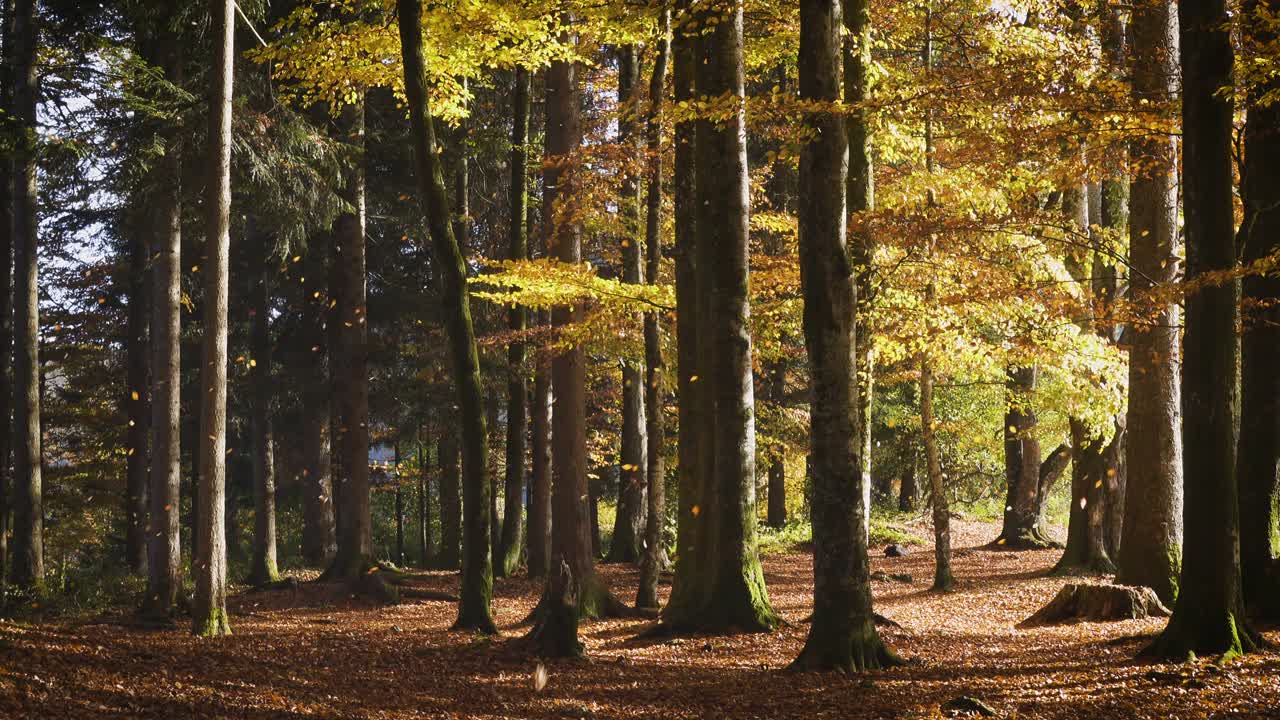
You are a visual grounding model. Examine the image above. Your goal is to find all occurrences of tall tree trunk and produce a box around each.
[791,0,896,670]
[395,443,404,565]
[418,443,431,566]
[538,35,627,629]
[686,0,776,632]
[920,4,952,593]
[844,0,876,534]
[143,26,184,615]
[0,0,14,584]
[607,44,648,566]
[1236,0,1280,621]
[1054,419,1117,575]
[438,431,461,569]
[664,0,707,623]
[330,100,373,579]
[193,0,234,636]
[766,365,787,529]
[397,0,495,632]
[898,448,918,513]
[637,12,670,611]
[9,0,41,594]
[1146,0,1260,659]
[300,401,335,566]
[762,64,793,533]
[249,226,279,586]
[528,349,552,578]
[125,221,151,573]
[498,67,531,579]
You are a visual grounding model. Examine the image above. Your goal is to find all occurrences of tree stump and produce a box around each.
[1021,583,1171,626]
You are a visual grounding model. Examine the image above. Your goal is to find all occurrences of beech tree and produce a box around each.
[1145,0,1260,659]
[397,0,495,633]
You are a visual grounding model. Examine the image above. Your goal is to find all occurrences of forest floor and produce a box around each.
[1,518,1277,719]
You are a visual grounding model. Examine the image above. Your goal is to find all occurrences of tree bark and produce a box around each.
[329,99,373,580]
[397,0,495,633]
[845,0,876,534]
[395,443,405,565]
[142,24,184,615]
[438,431,461,569]
[1237,0,1280,621]
[791,0,896,671]
[994,366,1058,548]
[9,0,42,594]
[0,0,14,583]
[538,35,627,625]
[766,365,787,529]
[1145,0,1259,659]
[664,0,707,623]
[498,67,531,579]
[686,0,776,632]
[192,0,234,636]
[418,443,431,566]
[124,222,151,574]
[249,225,279,586]
[637,14,670,611]
[608,44,648,566]
[528,349,552,578]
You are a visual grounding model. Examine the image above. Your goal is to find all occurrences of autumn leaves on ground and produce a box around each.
[2,518,1276,720]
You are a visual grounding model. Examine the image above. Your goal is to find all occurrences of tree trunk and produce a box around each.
[538,37,626,624]
[637,15,670,611]
[395,443,405,565]
[687,0,776,632]
[664,0,707,623]
[528,348,552,578]
[124,223,151,574]
[300,401,335,566]
[920,5,951,594]
[418,443,431,566]
[192,0,234,636]
[438,431,461,569]
[143,26,183,615]
[397,0,495,633]
[606,44,648,567]
[0,0,14,584]
[498,67,531,579]
[9,0,42,594]
[845,0,876,536]
[790,0,896,671]
[995,366,1057,548]
[1054,419,1117,575]
[249,226,279,586]
[1237,0,1280,621]
[898,450,918,513]
[329,100,374,580]
[766,366,788,529]
[1146,0,1260,659]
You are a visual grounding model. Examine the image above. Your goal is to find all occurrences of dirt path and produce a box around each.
[1,519,1276,719]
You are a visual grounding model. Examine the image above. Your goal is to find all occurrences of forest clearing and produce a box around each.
[2,519,1278,719]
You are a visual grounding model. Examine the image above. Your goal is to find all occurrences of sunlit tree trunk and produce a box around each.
[1146,0,1259,659]
[1236,0,1280,621]
[685,0,776,632]
[664,0,706,622]
[141,24,183,614]
[397,0,495,632]
[791,0,897,670]
[124,216,151,574]
[498,67,531,579]
[608,44,648,566]
[528,348,552,578]
[844,0,876,533]
[1116,0,1182,605]
[248,225,279,586]
[0,0,13,583]
[192,0,234,636]
[637,11,670,611]
[418,443,431,566]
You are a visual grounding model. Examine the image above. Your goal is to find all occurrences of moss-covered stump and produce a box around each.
[1021,583,1170,626]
